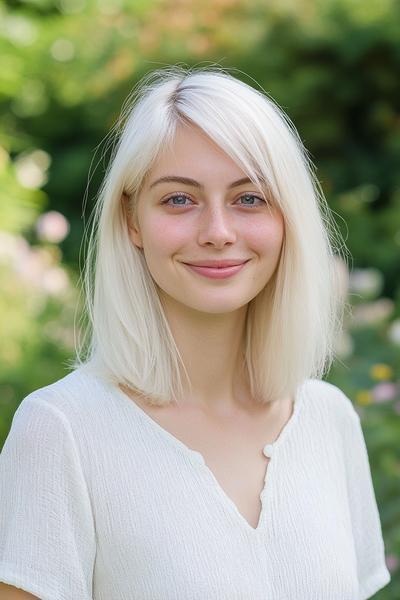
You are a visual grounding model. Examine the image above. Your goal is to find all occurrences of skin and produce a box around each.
[0,582,39,598]
[126,122,285,415]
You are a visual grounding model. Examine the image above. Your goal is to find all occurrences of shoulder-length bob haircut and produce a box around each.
[71,64,350,407]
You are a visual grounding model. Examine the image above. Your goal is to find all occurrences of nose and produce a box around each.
[197,204,237,248]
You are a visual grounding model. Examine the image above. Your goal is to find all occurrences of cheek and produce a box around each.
[247,216,285,255]
[142,215,189,255]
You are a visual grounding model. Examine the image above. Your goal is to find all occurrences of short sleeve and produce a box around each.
[0,395,96,600]
[341,394,391,600]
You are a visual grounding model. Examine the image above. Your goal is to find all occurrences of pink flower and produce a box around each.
[385,553,399,573]
[371,382,398,403]
[36,211,70,243]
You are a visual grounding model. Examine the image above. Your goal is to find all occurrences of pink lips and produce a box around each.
[182,260,249,279]
[185,259,248,268]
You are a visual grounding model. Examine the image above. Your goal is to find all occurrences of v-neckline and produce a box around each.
[104,375,305,536]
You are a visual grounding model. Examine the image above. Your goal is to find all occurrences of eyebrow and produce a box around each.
[148,175,257,190]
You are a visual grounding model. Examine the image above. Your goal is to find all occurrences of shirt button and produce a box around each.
[263,444,274,458]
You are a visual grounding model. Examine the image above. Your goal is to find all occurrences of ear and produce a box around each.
[122,193,143,250]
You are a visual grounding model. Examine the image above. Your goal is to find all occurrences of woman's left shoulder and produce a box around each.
[301,378,359,424]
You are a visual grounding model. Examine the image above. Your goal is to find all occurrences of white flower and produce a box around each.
[388,319,400,346]
[42,266,70,295]
[349,268,384,299]
[334,330,354,359]
[15,149,51,189]
[350,298,394,327]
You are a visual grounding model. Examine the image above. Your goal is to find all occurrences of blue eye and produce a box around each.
[237,194,266,207]
[162,194,193,207]
[162,193,266,208]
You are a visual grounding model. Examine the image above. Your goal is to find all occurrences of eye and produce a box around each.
[161,192,268,208]
[236,193,266,208]
[161,193,193,207]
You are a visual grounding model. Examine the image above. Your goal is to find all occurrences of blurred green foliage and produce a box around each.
[0,0,399,596]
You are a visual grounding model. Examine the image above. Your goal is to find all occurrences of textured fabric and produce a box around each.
[0,366,391,600]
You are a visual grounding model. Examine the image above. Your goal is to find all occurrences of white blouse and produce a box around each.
[0,366,391,599]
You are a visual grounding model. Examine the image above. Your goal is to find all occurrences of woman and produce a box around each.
[0,65,391,599]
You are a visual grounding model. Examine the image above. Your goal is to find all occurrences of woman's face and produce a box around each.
[127,123,285,315]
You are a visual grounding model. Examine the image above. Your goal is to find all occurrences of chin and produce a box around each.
[184,298,250,314]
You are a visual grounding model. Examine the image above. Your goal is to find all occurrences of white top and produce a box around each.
[0,366,391,600]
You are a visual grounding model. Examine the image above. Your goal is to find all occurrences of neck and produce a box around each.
[159,292,250,412]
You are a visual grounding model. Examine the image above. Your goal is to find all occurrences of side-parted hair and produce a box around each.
[70,63,350,406]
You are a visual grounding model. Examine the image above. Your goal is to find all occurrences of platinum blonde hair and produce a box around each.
[70,64,349,406]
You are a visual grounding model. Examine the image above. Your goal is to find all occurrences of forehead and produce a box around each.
[146,123,249,182]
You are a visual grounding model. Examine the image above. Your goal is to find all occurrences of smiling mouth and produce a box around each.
[185,265,244,269]
[182,260,250,268]
[181,261,250,279]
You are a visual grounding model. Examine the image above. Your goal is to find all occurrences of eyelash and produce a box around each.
[161,193,267,209]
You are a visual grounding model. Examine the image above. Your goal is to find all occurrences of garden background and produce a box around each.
[0,0,399,596]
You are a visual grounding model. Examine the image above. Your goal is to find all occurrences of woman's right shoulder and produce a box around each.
[15,365,109,423]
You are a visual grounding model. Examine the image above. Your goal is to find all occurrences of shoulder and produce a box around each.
[5,366,118,471]
[13,365,111,430]
[301,377,360,427]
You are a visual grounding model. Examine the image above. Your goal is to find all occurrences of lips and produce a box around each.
[183,259,250,268]
[182,261,249,279]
